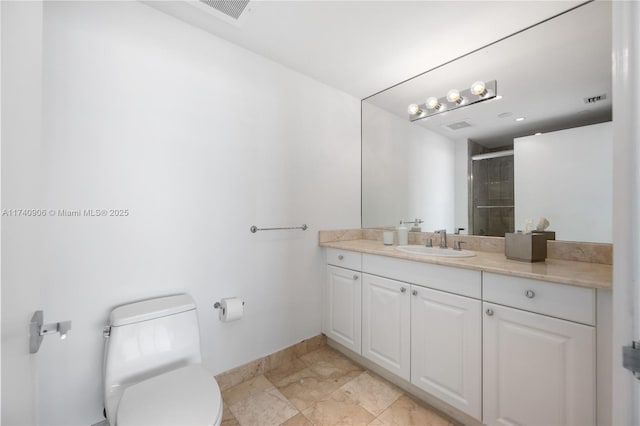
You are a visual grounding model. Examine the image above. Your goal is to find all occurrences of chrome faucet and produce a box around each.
[434,229,447,249]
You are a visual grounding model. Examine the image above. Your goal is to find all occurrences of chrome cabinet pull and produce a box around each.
[412,289,418,296]
[353,275,359,280]
[525,290,536,299]
[400,287,407,293]
[338,255,344,260]
[486,308,494,316]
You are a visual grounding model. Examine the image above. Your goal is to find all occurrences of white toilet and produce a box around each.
[103,294,222,426]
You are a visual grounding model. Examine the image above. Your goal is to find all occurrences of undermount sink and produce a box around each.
[396,245,476,258]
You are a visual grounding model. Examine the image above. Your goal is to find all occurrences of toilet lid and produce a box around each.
[117,364,222,426]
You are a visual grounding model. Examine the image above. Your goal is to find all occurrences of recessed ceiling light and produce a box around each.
[515,117,526,122]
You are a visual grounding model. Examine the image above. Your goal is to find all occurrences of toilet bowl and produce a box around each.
[103,294,222,425]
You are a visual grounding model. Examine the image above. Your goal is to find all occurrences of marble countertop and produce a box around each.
[320,239,612,289]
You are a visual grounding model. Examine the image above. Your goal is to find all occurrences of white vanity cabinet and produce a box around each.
[361,254,483,420]
[322,248,600,426]
[361,273,411,380]
[482,273,596,426]
[411,286,482,420]
[323,249,362,354]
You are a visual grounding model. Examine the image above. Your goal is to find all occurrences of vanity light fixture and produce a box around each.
[446,89,463,105]
[408,79,497,122]
[470,81,488,97]
[408,104,422,116]
[426,96,442,110]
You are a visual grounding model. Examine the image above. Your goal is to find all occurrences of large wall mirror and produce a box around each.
[362,1,612,243]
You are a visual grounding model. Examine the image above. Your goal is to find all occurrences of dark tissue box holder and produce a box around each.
[505,232,554,262]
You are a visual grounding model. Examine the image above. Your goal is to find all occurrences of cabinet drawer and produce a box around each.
[483,272,595,325]
[326,248,362,271]
[362,254,481,299]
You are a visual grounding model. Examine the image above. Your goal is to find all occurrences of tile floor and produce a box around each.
[221,346,458,426]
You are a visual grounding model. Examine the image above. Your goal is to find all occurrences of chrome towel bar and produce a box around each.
[250,224,308,233]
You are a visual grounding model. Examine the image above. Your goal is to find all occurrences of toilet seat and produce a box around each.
[116,364,222,426]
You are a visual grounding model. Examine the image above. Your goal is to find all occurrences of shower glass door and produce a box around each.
[470,152,514,237]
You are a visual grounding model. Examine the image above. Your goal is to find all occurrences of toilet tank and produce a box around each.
[103,294,203,393]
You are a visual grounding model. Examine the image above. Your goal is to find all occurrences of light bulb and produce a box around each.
[407,104,422,115]
[470,81,487,96]
[426,97,441,110]
[447,89,463,104]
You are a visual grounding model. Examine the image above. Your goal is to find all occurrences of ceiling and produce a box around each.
[365,0,612,147]
[145,0,586,100]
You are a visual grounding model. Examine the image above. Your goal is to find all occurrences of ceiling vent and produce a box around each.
[583,93,607,104]
[444,120,473,131]
[199,0,250,20]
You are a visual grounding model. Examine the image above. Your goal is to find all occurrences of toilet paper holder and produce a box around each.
[214,300,245,314]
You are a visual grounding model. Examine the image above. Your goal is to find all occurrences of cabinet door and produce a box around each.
[411,286,482,420]
[362,274,410,380]
[483,303,595,426]
[324,265,361,354]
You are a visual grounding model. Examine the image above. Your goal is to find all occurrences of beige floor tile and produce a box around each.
[301,347,363,381]
[334,372,402,416]
[293,340,310,358]
[300,346,345,366]
[280,413,314,426]
[375,395,451,426]
[222,343,455,426]
[302,398,376,426]
[271,367,346,411]
[223,375,274,406]
[221,415,241,426]
[216,358,266,391]
[266,346,298,372]
[308,359,362,382]
[222,402,236,421]
[306,334,328,353]
[229,386,299,426]
[265,358,308,385]
[221,402,241,426]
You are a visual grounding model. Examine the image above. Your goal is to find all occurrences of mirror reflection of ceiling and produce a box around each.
[364,2,611,148]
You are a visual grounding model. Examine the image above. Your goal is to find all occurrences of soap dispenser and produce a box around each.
[397,220,409,246]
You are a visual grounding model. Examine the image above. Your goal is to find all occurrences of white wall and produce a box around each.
[5,2,361,424]
[1,2,44,424]
[362,103,455,231]
[514,122,612,242]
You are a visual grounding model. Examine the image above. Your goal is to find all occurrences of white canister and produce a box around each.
[397,222,408,246]
[383,231,394,245]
